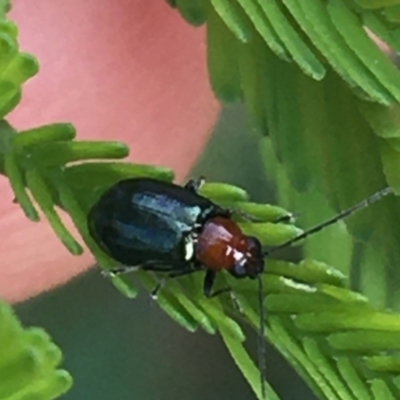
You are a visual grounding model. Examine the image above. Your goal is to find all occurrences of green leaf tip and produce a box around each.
[0,300,72,400]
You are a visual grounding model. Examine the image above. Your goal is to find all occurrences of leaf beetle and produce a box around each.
[88,177,266,297]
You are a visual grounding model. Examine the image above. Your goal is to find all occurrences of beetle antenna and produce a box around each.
[265,186,393,256]
[257,274,266,399]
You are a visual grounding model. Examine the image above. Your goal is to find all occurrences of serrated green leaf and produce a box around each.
[328,0,400,103]
[282,0,394,104]
[269,317,338,400]
[302,338,355,400]
[336,358,373,400]
[235,0,289,59]
[210,0,252,42]
[254,0,325,80]
[219,327,281,400]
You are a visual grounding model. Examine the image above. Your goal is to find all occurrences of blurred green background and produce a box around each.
[15,106,316,400]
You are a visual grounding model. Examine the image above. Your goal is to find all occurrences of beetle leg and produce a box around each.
[203,270,231,298]
[105,260,176,277]
[202,271,243,311]
[102,265,140,277]
[184,176,206,193]
[151,268,202,299]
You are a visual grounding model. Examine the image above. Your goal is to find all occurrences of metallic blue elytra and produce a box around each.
[88,177,226,269]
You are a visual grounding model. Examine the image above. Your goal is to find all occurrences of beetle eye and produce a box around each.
[244,236,264,279]
[229,236,264,279]
[231,261,247,278]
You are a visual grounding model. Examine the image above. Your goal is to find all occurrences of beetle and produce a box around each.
[88,176,393,399]
[88,177,266,298]
[88,176,272,397]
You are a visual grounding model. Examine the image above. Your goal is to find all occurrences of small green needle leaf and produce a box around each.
[365,355,400,373]
[302,338,354,400]
[240,221,302,246]
[336,358,373,400]
[295,310,400,333]
[30,141,129,167]
[4,153,39,221]
[255,0,325,80]
[220,327,281,400]
[13,124,77,149]
[25,169,83,255]
[109,275,138,299]
[235,0,289,59]
[210,0,252,42]
[1,52,39,86]
[199,182,249,201]
[329,331,400,352]
[267,259,346,287]
[370,379,396,400]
